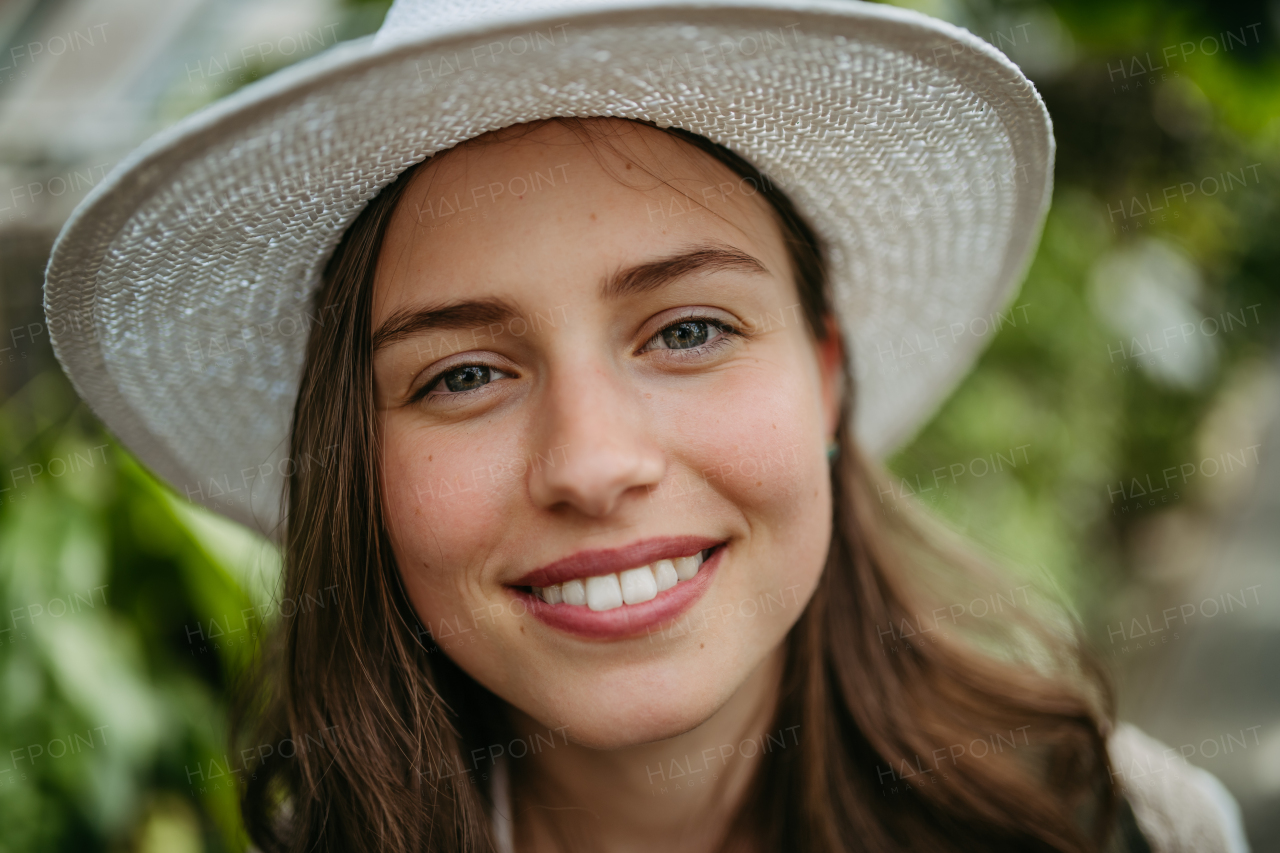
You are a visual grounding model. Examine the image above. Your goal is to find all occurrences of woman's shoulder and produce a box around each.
[1107,723,1251,853]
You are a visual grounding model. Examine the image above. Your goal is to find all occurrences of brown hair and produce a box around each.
[236,118,1117,852]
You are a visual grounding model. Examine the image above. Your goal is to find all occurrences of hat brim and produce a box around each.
[44,0,1053,535]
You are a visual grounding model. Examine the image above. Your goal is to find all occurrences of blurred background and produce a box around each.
[0,0,1277,849]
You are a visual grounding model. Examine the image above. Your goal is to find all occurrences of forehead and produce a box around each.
[371,119,789,322]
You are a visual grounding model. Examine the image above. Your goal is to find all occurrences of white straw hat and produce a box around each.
[44,0,1053,536]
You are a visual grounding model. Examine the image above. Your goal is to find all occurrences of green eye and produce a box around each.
[661,320,713,349]
[655,317,737,350]
[442,365,493,392]
[414,362,514,404]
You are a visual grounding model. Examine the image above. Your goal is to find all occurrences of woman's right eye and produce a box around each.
[417,364,511,401]
[441,365,493,392]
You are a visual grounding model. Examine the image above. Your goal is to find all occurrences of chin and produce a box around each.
[544,688,730,752]
[510,636,774,752]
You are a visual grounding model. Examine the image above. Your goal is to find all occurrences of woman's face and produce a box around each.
[372,119,842,750]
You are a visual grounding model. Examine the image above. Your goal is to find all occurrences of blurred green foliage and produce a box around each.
[0,373,265,851]
[887,0,1280,628]
[0,0,1276,849]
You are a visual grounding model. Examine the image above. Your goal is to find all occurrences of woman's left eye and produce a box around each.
[643,318,739,353]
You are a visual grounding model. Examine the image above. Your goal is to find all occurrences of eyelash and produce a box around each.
[412,315,743,403]
[412,363,509,403]
[638,314,743,358]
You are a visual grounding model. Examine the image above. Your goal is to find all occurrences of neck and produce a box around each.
[507,644,787,853]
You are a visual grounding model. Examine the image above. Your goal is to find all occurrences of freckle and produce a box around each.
[428,455,433,462]
[699,643,704,649]
[757,481,762,486]
[520,626,525,634]
[590,212,597,220]
[772,424,776,429]
[626,163,632,170]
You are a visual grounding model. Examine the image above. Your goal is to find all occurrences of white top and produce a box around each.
[1109,723,1251,853]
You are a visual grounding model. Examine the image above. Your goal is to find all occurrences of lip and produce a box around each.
[510,534,724,588]
[514,543,726,640]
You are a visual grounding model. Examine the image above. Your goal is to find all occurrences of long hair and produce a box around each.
[235,118,1117,853]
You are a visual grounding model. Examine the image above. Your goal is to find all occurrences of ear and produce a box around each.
[816,315,845,439]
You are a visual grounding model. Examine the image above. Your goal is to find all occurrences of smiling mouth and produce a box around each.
[523,547,715,612]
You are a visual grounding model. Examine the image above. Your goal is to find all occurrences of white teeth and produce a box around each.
[586,574,624,611]
[561,578,586,606]
[534,549,713,609]
[653,559,678,591]
[673,553,702,581]
[619,566,658,605]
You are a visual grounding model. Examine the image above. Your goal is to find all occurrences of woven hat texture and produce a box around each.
[44,0,1054,536]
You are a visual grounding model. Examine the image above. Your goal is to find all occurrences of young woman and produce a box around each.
[44,0,1246,851]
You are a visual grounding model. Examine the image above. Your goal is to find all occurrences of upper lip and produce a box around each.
[511,535,724,588]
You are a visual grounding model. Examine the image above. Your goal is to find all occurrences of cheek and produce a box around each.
[660,350,831,584]
[379,422,519,611]
[679,352,825,503]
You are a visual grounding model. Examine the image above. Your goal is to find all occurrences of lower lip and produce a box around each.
[511,545,726,640]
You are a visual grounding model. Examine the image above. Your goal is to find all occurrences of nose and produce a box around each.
[527,363,666,517]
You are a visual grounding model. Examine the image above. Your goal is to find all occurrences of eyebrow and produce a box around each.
[602,243,768,300]
[373,299,520,352]
[372,243,768,352]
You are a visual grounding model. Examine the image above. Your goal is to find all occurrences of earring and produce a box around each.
[825,439,840,461]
